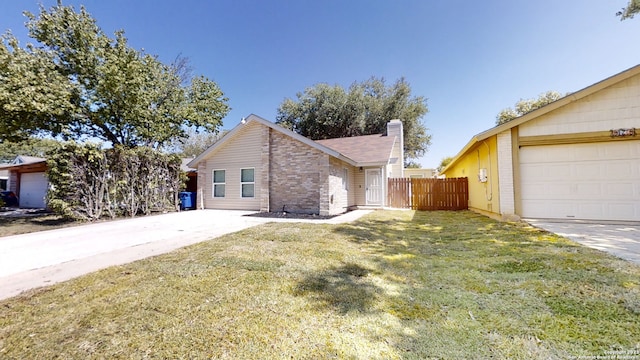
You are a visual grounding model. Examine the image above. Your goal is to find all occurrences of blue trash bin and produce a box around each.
[179,191,195,210]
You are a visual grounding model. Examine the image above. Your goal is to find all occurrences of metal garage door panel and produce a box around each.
[520,141,640,221]
[19,172,48,208]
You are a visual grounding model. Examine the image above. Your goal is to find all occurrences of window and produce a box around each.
[213,170,225,197]
[241,168,254,198]
[342,168,348,190]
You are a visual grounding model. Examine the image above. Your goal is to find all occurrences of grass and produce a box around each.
[0,210,639,359]
[0,213,76,236]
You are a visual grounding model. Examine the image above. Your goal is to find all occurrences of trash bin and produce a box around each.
[179,191,196,210]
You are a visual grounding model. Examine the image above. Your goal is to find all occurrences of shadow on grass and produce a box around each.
[0,214,76,237]
[292,263,378,315]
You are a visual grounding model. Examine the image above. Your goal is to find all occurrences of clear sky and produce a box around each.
[2,1,639,168]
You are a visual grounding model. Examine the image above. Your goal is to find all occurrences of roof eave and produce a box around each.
[443,63,640,174]
[188,114,359,167]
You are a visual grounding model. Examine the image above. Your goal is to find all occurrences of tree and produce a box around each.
[166,128,228,158]
[0,138,61,163]
[495,91,563,125]
[617,0,640,20]
[0,3,229,148]
[437,156,453,174]
[276,77,431,163]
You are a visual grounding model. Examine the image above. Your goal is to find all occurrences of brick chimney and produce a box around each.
[386,119,404,177]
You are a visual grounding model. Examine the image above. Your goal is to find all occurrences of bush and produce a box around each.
[47,143,184,221]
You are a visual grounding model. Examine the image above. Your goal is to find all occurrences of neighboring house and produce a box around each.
[404,168,437,179]
[442,64,640,222]
[188,114,404,215]
[0,156,49,208]
[0,169,8,190]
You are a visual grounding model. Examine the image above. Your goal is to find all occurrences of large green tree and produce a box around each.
[166,127,228,158]
[495,90,563,125]
[276,77,431,162]
[0,138,61,163]
[617,0,640,20]
[0,3,229,148]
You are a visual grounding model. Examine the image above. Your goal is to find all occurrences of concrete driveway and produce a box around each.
[0,209,371,300]
[526,219,640,265]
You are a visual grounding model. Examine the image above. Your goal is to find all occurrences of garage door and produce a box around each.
[520,141,640,221]
[19,172,49,208]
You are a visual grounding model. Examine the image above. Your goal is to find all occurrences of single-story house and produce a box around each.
[188,114,405,215]
[0,169,8,191]
[404,168,437,179]
[442,64,640,222]
[0,156,49,208]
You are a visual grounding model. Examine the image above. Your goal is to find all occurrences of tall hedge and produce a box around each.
[47,143,184,221]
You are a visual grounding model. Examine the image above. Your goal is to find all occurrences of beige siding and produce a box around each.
[520,74,640,137]
[497,130,516,219]
[328,158,355,214]
[387,120,404,178]
[202,121,263,210]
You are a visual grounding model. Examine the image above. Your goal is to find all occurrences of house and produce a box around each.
[404,168,437,179]
[188,114,404,215]
[442,64,640,222]
[0,156,49,208]
[0,169,8,190]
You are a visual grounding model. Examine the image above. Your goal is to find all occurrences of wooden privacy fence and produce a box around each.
[388,177,468,211]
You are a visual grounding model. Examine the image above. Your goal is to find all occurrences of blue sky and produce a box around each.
[2,1,639,168]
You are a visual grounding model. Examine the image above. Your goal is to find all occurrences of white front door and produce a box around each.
[365,168,383,206]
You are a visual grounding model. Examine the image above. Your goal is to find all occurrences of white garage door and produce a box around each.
[520,141,640,221]
[19,172,49,208]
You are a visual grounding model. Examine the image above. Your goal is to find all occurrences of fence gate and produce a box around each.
[388,177,468,211]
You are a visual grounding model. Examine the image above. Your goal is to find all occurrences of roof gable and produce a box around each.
[188,114,358,167]
[444,64,640,173]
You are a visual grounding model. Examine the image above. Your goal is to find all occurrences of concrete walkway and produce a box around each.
[0,209,371,300]
[526,219,640,265]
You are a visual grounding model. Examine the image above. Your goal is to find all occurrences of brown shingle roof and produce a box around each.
[315,134,396,165]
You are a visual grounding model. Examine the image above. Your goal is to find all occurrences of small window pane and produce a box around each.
[242,184,254,198]
[213,170,225,183]
[241,168,254,182]
[214,184,225,197]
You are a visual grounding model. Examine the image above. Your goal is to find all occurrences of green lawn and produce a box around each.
[1,210,639,359]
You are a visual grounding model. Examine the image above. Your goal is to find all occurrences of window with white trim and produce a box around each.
[241,168,255,198]
[213,169,225,198]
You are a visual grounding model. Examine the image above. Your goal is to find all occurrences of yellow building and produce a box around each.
[443,64,640,222]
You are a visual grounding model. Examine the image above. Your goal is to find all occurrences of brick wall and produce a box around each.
[268,130,326,214]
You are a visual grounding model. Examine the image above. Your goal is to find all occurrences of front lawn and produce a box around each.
[0,212,76,237]
[0,210,638,359]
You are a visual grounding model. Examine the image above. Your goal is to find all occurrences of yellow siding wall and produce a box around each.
[443,135,500,216]
[202,121,263,210]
